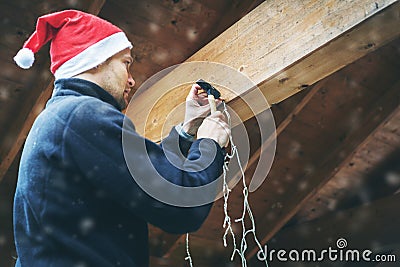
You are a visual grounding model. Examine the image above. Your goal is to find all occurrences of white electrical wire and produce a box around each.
[221,101,268,267]
[185,233,194,267]
[185,101,268,266]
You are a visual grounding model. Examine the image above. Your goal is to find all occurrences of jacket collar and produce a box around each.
[52,78,122,111]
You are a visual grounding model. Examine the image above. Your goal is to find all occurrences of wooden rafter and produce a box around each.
[0,0,107,182]
[156,77,323,260]
[277,192,400,249]
[246,80,400,260]
[127,0,400,142]
[145,0,400,261]
[249,193,400,266]
[152,41,400,261]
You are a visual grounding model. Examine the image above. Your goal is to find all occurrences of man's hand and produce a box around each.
[183,84,221,135]
[197,111,230,148]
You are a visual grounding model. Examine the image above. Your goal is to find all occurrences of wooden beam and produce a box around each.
[127,0,400,142]
[162,235,185,259]
[88,0,106,15]
[276,192,400,250]
[151,37,400,267]
[0,85,52,181]
[150,35,400,258]
[246,79,400,260]
[239,82,322,191]
[0,0,107,183]
[157,234,235,267]
[249,193,400,266]
[153,72,323,259]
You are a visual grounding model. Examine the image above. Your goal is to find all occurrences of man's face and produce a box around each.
[99,48,135,109]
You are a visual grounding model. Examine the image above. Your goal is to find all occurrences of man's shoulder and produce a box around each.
[42,94,124,135]
[49,94,119,117]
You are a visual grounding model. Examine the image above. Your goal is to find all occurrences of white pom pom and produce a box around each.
[14,48,35,69]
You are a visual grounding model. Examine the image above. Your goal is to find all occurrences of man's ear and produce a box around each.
[72,64,103,82]
[72,59,108,81]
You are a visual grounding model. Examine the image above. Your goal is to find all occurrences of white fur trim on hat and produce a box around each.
[14,48,35,69]
[54,32,133,79]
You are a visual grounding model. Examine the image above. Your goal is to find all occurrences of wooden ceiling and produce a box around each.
[0,1,399,267]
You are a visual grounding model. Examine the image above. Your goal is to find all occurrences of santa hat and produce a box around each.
[13,10,132,79]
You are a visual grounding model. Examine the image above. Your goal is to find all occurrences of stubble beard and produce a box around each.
[102,75,126,110]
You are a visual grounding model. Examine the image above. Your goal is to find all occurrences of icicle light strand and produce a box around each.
[185,101,268,266]
[221,101,268,267]
[185,233,194,267]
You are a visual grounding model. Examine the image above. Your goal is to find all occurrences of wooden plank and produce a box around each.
[159,234,237,267]
[0,151,20,267]
[127,0,400,142]
[249,193,400,266]
[292,105,400,224]
[246,79,400,260]
[243,82,322,191]
[152,36,400,259]
[277,193,400,250]
[0,0,107,183]
[153,38,400,264]
[151,72,324,259]
[0,86,52,181]
[88,0,106,14]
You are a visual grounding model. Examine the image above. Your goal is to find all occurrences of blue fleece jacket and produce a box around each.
[13,78,224,267]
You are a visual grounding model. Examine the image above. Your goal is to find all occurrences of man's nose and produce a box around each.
[127,75,135,88]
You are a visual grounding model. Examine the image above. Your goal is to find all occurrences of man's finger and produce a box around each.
[187,84,202,100]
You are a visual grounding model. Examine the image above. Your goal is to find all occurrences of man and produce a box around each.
[13,10,230,267]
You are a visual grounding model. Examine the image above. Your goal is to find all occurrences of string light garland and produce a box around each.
[185,233,194,267]
[185,101,268,267]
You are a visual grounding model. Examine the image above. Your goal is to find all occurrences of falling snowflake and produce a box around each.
[385,171,400,187]
[79,217,95,235]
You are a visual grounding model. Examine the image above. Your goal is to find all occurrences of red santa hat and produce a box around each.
[13,9,132,79]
